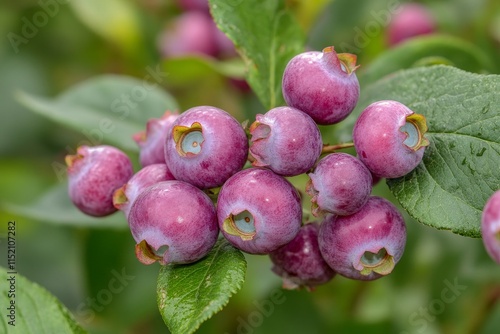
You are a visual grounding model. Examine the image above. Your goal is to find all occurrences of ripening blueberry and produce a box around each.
[353,100,430,179]
[282,46,360,125]
[113,164,175,218]
[387,3,436,46]
[66,145,133,217]
[164,106,248,189]
[217,168,302,254]
[481,190,500,264]
[307,153,372,216]
[269,222,336,290]
[128,180,218,265]
[249,106,322,176]
[133,111,179,167]
[319,196,407,281]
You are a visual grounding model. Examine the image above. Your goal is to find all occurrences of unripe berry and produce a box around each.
[387,3,436,46]
[164,106,248,189]
[217,168,302,254]
[128,180,218,265]
[282,46,360,125]
[270,223,336,290]
[249,106,322,176]
[353,100,429,179]
[319,196,407,281]
[66,145,133,217]
[482,190,500,264]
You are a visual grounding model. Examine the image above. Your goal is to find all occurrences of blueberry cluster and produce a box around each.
[65,46,431,290]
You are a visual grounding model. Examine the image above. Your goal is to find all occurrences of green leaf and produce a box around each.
[157,238,247,334]
[358,66,500,238]
[16,74,178,152]
[209,0,305,109]
[2,182,127,228]
[0,266,86,333]
[360,35,495,85]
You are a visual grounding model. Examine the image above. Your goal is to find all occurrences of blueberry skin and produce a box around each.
[164,106,249,189]
[113,164,175,218]
[282,46,360,125]
[249,106,322,176]
[481,190,500,264]
[217,168,302,254]
[270,223,336,290]
[66,145,133,217]
[353,100,429,179]
[307,153,372,216]
[387,3,436,46]
[318,196,407,281]
[128,180,218,265]
[133,111,179,167]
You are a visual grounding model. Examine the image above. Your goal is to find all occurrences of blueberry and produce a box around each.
[128,180,218,265]
[113,164,175,218]
[217,168,302,254]
[387,3,436,46]
[353,100,430,179]
[66,145,133,217]
[482,190,500,264]
[282,46,360,125]
[133,111,179,167]
[307,153,372,216]
[249,106,322,176]
[164,106,249,189]
[318,196,407,281]
[269,222,336,290]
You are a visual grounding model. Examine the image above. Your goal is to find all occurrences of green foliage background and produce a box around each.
[0,0,499,333]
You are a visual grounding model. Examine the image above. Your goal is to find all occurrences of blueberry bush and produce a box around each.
[1,0,500,333]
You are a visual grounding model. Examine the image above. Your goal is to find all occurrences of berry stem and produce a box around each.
[321,142,355,154]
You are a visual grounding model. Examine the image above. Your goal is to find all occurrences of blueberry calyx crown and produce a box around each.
[223,210,257,241]
[358,248,395,276]
[173,122,205,157]
[401,113,430,151]
[322,46,360,75]
[112,185,128,209]
[135,239,165,265]
[65,152,84,169]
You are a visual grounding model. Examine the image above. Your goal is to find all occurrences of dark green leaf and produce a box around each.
[0,266,86,333]
[157,238,247,334]
[16,74,179,152]
[360,35,495,85]
[2,182,127,228]
[358,66,500,237]
[209,0,305,109]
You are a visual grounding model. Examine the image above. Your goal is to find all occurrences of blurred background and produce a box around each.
[0,0,499,333]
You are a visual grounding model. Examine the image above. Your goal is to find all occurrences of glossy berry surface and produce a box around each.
[113,164,175,218]
[307,153,372,216]
[66,145,133,217]
[217,168,302,254]
[133,111,179,167]
[164,106,248,189]
[270,223,336,290]
[128,180,218,265]
[249,106,322,176]
[481,190,500,264]
[353,100,429,179]
[282,46,360,125]
[319,196,407,281]
[387,3,436,46]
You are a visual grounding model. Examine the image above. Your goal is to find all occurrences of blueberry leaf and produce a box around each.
[357,66,500,238]
[360,35,495,85]
[16,74,179,152]
[157,238,246,334]
[209,0,305,109]
[2,182,127,228]
[0,266,86,333]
